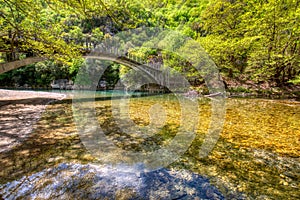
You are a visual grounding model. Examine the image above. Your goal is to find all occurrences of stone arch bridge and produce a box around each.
[0,49,175,88]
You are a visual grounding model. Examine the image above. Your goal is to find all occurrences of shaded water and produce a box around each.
[0,91,299,199]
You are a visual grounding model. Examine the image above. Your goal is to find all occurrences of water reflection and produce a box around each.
[1,163,226,199]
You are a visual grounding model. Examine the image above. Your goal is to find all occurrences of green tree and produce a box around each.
[200,0,300,85]
[0,0,112,63]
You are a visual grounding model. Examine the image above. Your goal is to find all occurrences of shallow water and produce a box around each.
[0,163,225,199]
[0,91,299,199]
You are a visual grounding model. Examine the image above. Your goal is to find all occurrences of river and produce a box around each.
[0,90,299,199]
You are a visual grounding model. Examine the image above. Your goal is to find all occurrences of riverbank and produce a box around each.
[2,80,300,100]
[0,89,66,153]
[224,78,300,100]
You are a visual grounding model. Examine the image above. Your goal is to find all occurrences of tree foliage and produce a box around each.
[0,0,299,88]
[200,0,300,85]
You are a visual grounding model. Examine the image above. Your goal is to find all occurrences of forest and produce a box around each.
[1,0,299,95]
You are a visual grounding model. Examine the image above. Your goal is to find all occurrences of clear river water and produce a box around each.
[0,90,299,199]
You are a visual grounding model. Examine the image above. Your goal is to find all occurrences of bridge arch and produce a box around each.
[0,53,164,86]
[84,54,161,84]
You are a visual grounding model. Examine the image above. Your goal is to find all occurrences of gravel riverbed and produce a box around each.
[0,89,66,153]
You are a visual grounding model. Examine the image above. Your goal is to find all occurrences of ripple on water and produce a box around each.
[0,163,228,199]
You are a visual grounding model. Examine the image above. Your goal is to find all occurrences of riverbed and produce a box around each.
[0,89,299,199]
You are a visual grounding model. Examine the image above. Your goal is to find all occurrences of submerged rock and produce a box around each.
[184,90,199,99]
[0,163,224,199]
